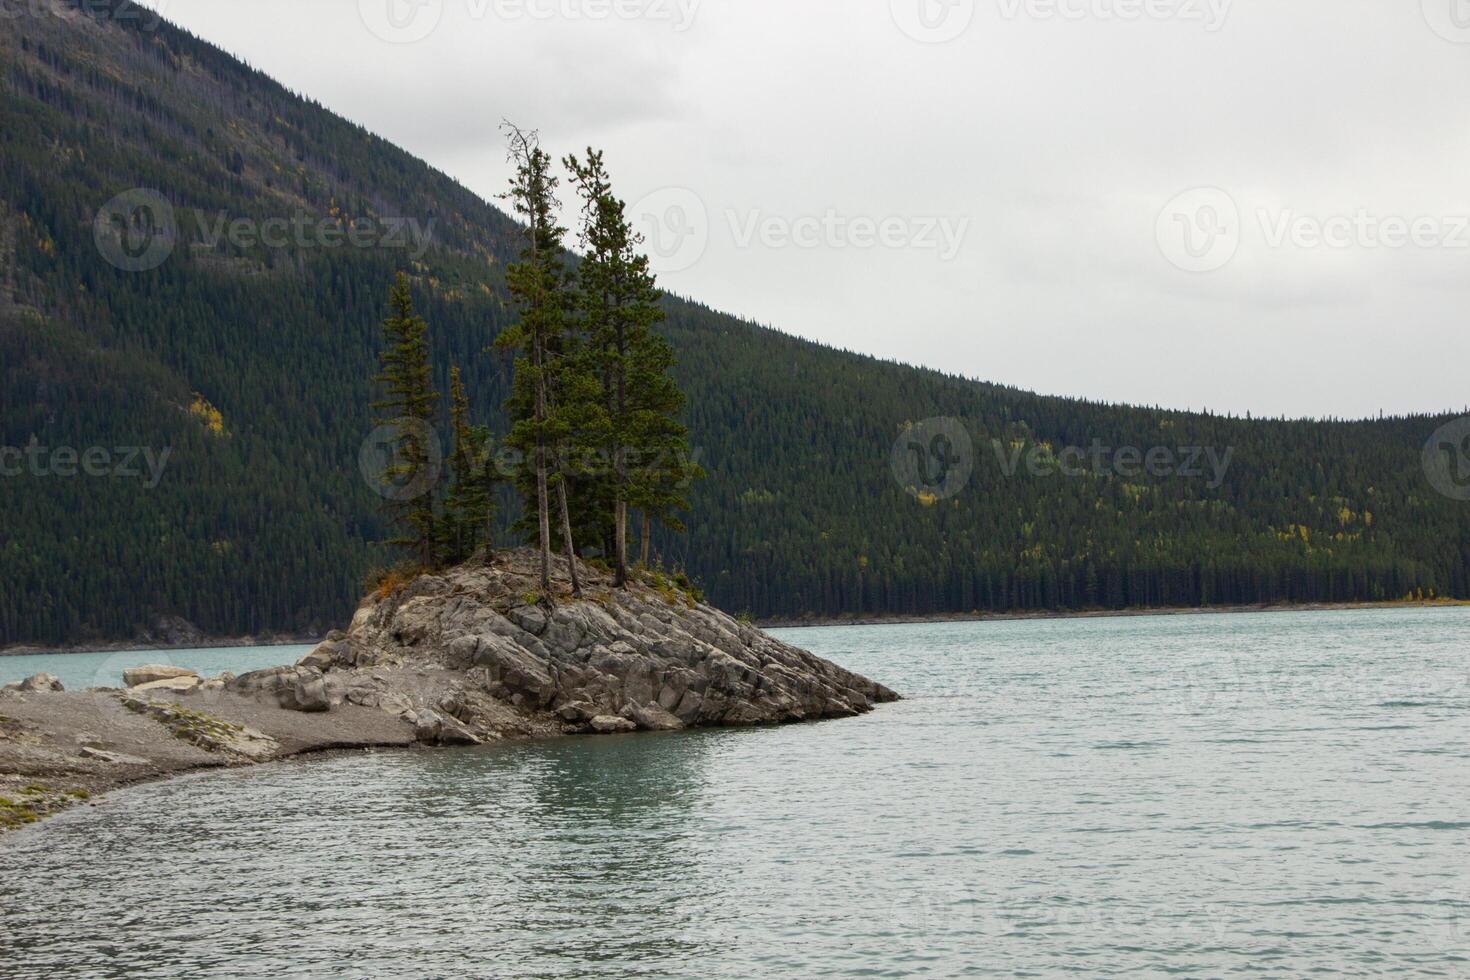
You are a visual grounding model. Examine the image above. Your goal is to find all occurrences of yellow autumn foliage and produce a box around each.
[189,395,226,436]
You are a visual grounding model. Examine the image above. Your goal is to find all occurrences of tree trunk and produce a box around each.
[614,497,628,588]
[533,336,551,596]
[613,320,629,587]
[556,475,581,595]
[640,512,651,567]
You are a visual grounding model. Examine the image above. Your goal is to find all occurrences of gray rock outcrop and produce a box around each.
[295,550,898,742]
[227,666,330,713]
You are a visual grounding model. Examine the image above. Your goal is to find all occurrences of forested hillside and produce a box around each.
[2,2,1467,645]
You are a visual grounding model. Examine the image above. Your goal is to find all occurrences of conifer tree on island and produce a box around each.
[567,148,703,585]
[371,272,440,568]
[498,124,579,596]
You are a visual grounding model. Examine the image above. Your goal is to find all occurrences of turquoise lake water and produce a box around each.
[2,608,1468,976]
[0,645,314,691]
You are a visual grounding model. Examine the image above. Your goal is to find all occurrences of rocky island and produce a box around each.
[0,551,898,830]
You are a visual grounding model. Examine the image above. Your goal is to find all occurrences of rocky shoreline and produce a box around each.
[0,551,898,832]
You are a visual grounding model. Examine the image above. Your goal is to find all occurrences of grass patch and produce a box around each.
[0,784,87,831]
[0,797,40,828]
[641,568,705,608]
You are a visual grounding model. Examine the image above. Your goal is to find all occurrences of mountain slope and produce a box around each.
[2,2,1467,644]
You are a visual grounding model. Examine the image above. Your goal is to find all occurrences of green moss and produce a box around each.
[120,697,244,751]
[643,569,701,609]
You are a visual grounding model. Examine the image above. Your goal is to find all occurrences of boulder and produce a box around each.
[227,666,330,712]
[590,715,637,734]
[132,675,202,694]
[122,665,198,689]
[410,709,481,745]
[626,702,684,732]
[198,672,235,693]
[17,673,64,693]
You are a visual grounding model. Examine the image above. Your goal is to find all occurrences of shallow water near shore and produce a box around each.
[0,645,314,691]
[3,608,1469,976]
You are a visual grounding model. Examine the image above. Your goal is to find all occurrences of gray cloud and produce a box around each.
[139,0,1470,418]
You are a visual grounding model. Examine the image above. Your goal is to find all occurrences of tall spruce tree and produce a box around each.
[498,124,580,595]
[371,273,439,567]
[567,148,701,584]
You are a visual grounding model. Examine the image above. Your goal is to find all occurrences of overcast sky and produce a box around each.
[138,0,1470,420]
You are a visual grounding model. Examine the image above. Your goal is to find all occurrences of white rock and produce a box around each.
[122,665,199,688]
[132,675,202,694]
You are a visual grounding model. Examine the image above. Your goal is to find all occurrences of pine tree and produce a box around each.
[567,148,701,583]
[438,366,495,565]
[371,273,439,567]
[498,124,580,595]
